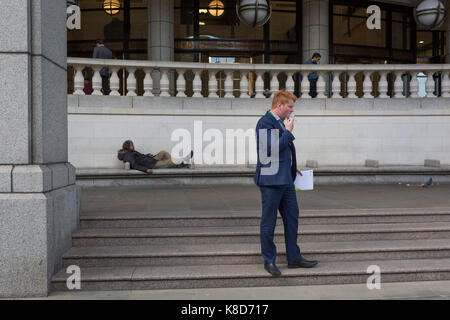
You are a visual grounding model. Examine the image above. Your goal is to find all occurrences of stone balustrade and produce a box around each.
[68,57,450,99]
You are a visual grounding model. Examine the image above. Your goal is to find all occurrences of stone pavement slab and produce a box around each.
[10,280,450,300]
[80,184,450,215]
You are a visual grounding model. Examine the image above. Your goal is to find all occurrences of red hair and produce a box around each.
[271,90,297,109]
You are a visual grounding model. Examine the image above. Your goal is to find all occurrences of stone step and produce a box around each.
[63,239,450,268]
[51,257,450,291]
[75,166,450,187]
[79,207,450,228]
[71,222,450,246]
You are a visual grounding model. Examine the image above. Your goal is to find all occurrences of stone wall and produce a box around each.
[68,96,450,169]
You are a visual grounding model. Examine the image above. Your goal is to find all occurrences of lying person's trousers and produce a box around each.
[153,150,183,169]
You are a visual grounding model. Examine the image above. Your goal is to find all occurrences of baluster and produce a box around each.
[378,71,389,98]
[144,69,153,97]
[300,71,311,99]
[208,70,218,98]
[347,71,357,98]
[285,71,295,94]
[331,71,342,98]
[109,67,120,96]
[316,71,327,98]
[268,71,279,98]
[224,70,234,98]
[254,71,265,98]
[362,71,373,98]
[409,71,419,98]
[90,67,102,95]
[73,65,85,95]
[239,71,250,98]
[160,69,170,97]
[126,68,137,96]
[175,69,186,97]
[143,69,154,96]
[393,71,404,98]
[441,72,450,98]
[192,70,202,97]
[425,71,436,98]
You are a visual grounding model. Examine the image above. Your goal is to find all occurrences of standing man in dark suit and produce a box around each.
[255,90,318,276]
[93,39,113,95]
[304,52,321,98]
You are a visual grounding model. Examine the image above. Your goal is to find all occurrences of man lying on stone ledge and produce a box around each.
[118,140,193,174]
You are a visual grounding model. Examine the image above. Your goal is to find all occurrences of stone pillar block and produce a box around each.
[0,166,13,192]
[12,165,52,193]
[66,163,77,185]
[0,0,30,52]
[48,163,69,189]
[0,54,32,164]
[0,194,52,297]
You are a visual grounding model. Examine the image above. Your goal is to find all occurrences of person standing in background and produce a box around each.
[93,39,113,95]
[304,53,321,98]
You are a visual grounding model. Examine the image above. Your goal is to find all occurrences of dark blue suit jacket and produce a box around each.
[254,111,297,186]
[93,45,113,76]
[305,58,318,81]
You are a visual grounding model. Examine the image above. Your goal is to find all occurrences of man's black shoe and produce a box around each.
[264,263,281,276]
[175,163,190,168]
[287,258,318,268]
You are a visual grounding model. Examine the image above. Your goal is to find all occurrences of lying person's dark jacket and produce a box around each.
[117,149,157,173]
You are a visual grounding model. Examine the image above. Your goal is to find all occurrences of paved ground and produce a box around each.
[12,281,450,300]
[28,183,450,300]
[81,183,450,214]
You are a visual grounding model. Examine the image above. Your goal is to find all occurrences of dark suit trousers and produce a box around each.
[259,184,302,264]
[309,78,318,98]
[101,75,111,95]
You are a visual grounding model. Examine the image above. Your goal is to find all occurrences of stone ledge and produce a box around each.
[76,165,450,179]
[68,95,450,117]
[74,166,450,187]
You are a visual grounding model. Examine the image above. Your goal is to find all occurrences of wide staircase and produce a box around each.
[52,196,450,291]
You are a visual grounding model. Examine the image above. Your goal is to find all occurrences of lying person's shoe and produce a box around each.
[183,150,193,163]
[175,163,190,168]
[287,258,318,268]
[264,263,281,276]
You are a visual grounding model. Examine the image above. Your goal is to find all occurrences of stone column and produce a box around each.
[0,1,79,297]
[148,0,175,95]
[446,0,450,63]
[302,0,329,64]
[148,0,174,61]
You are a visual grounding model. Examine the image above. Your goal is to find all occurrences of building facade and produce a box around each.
[68,0,450,64]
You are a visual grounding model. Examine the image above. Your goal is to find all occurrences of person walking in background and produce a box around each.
[254,90,318,277]
[304,53,321,98]
[93,39,113,95]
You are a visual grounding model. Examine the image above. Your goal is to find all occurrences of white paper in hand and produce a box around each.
[294,170,314,191]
